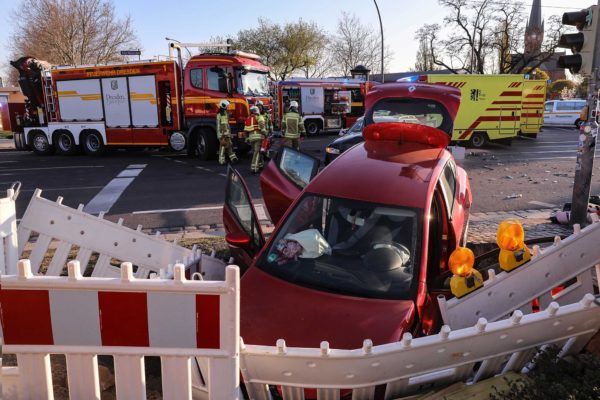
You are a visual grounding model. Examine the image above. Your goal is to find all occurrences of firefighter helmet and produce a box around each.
[289,100,299,108]
[250,106,260,114]
[256,100,264,107]
[219,100,230,109]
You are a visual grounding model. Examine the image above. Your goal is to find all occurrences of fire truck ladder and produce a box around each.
[42,70,57,123]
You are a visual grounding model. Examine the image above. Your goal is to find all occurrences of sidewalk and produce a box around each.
[0,138,15,151]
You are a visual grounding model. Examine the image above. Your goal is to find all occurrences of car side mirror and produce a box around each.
[225,231,252,249]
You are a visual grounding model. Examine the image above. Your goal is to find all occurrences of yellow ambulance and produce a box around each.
[419,74,546,147]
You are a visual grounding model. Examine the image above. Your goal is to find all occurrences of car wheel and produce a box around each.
[31,131,55,155]
[196,128,217,161]
[305,120,320,136]
[81,130,106,156]
[469,132,488,148]
[54,130,77,155]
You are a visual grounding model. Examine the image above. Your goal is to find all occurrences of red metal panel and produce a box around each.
[195,294,220,349]
[98,291,149,347]
[0,289,54,345]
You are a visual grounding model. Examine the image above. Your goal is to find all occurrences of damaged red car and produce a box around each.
[223,82,472,349]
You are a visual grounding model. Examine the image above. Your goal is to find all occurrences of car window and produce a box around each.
[439,161,457,215]
[348,118,364,134]
[257,194,421,300]
[575,101,586,110]
[226,170,263,248]
[370,98,452,135]
[278,147,319,189]
[190,69,203,89]
[544,102,553,112]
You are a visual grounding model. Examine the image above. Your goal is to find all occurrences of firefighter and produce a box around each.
[256,100,272,134]
[244,105,267,173]
[281,100,305,150]
[216,100,238,165]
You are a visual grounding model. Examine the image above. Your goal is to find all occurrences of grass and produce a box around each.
[0,130,13,139]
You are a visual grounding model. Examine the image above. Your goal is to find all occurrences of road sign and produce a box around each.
[120,50,141,56]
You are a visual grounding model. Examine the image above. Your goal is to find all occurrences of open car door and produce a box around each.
[260,146,320,226]
[223,167,266,271]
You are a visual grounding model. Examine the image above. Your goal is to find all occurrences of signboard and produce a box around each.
[300,87,324,115]
[120,50,141,56]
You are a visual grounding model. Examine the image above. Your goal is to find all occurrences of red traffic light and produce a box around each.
[562,9,590,30]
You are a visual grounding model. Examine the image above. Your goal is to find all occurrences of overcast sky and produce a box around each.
[0,0,593,82]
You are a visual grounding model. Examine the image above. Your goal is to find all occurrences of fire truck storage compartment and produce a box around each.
[300,87,324,115]
[56,79,103,122]
[101,77,130,127]
[56,75,159,128]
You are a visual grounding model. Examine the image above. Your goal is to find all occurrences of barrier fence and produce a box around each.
[0,260,240,400]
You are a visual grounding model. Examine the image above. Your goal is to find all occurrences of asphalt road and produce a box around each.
[2,125,599,229]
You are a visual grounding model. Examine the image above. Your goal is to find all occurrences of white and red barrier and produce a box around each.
[439,218,600,329]
[0,259,240,400]
[0,186,19,275]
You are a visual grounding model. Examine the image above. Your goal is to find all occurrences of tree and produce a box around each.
[414,25,442,72]
[329,12,392,77]
[9,0,138,67]
[235,19,327,81]
[549,79,577,99]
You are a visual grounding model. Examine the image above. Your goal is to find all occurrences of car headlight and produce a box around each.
[326,147,340,155]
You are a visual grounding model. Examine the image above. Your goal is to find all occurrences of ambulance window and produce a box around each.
[544,102,553,112]
[190,69,203,89]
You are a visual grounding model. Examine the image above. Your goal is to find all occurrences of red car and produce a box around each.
[223,82,472,349]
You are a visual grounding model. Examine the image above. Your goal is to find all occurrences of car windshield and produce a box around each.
[371,98,452,134]
[257,194,421,300]
[348,118,364,134]
[236,69,269,96]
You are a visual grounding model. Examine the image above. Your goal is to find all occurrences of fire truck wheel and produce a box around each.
[468,132,488,148]
[54,130,77,155]
[196,128,217,161]
[30,131,55,156]
[81,130,106,156]
[305,120,321,136]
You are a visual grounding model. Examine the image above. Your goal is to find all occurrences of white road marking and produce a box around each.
[219,173,227,177]
[84,164,146,215]
[132,203,269,220]
[128,164,147,169]
[0,165,104,172]
[528,200,556,208]
[19,186,104,192]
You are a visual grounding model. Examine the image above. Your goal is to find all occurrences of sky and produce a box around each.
[0,0,595,83]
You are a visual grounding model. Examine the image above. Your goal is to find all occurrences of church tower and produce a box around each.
[524,0,544,55]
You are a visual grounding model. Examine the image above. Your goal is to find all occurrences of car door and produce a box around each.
[223,167,266,271]
[543,101,555,125]
[438,159,470,249]
[260,146,320,225]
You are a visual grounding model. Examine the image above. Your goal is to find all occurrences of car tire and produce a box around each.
[468,132,488,148]
[305,120,321,136]
[30,130,55,155]
[196,128,218,161]
[81,130,106,156]
[54,130,77,155]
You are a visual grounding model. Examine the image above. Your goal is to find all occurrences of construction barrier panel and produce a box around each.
[0,260,240,400]
[439,217,600,329]
[0,187,18,275]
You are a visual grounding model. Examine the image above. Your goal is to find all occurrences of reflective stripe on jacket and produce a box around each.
[216,112,231,138]
[245,114,266,141]
[282,112,305,139]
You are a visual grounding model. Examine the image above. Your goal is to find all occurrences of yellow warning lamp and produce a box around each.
[496,218,531,272]
[449,247,483,298]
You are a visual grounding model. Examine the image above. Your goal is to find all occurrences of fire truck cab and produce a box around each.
[273,78,374,135]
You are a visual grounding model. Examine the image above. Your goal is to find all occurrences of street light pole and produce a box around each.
[373,0,384,82]
[165,37,191,58]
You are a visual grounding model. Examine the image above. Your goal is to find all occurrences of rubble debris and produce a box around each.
[504,194,523,199]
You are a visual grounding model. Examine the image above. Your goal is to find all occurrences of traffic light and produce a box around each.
[557,5,599,75]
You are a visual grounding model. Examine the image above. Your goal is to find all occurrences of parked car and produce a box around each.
[223,82,471,349]
[543,99,587,127]
[324,117,364,165]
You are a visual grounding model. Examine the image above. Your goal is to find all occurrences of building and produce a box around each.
[0,87,26,132]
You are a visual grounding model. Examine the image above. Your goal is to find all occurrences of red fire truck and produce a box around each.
[11,47,270,158]
[273,78,375,135]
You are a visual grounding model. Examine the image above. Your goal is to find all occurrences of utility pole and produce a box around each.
[558,4,600,226]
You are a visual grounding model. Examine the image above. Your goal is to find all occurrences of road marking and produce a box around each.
[19,186,104,192]
[84,164,146,215]
[132,203,269,220]
[219,173,227,177]
[528,201,556,208]
[0,165,104,172]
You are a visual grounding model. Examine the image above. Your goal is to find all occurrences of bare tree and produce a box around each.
[330,12,392,77]
[490,0,526,73]
[236,19,328,81]
[9,0,138,67]
[412,33,439,72]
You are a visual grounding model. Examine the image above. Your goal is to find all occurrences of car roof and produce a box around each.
[307,140,450,209]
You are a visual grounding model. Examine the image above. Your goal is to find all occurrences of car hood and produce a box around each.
[240,267,415,349]
[328,132,363,148]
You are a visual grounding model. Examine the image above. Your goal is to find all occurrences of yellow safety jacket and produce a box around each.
[281,111,305,139]
[244,114,266,141]
[216,112,231,139]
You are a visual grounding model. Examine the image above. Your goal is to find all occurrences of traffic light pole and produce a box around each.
[570,2,600,226]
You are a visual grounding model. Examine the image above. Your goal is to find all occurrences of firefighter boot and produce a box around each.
[219,146,226,165]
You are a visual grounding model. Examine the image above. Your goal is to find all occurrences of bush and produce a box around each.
[490,346,600,400]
